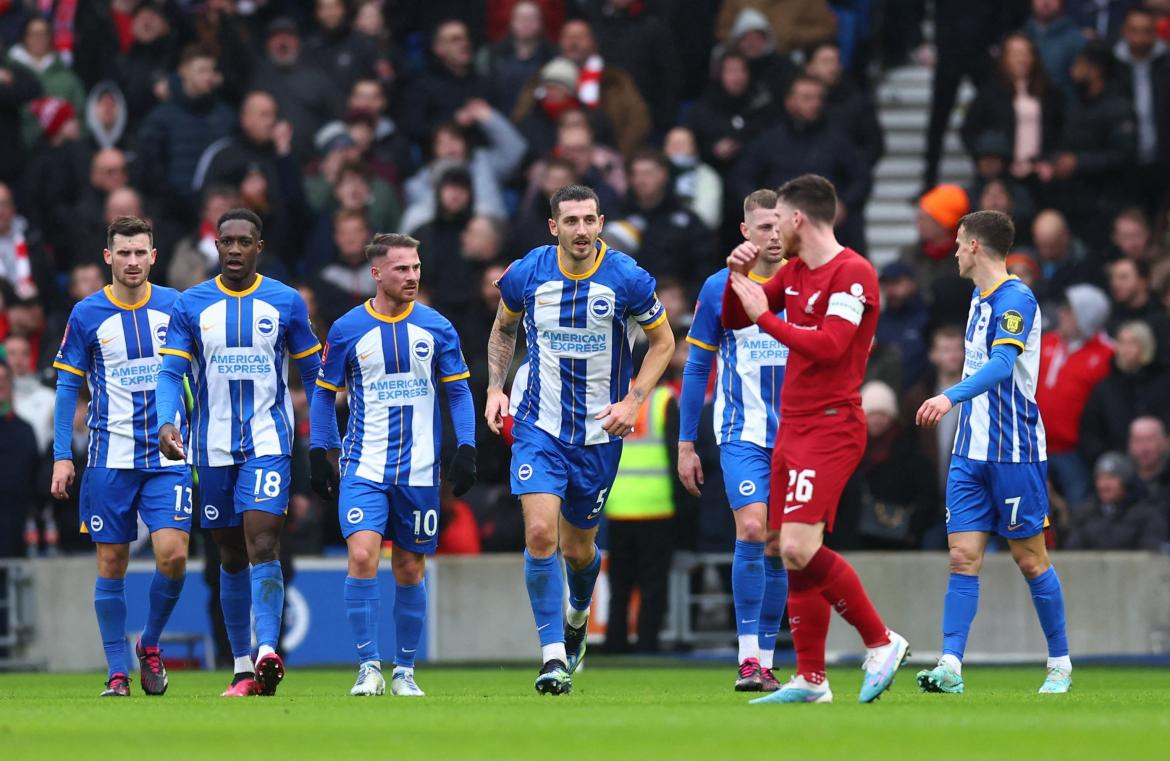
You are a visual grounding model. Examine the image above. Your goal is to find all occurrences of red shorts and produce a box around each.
[768,406,866,531]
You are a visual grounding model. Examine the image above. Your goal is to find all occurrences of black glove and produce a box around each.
[309,447,340,501]
[448,444,477,497]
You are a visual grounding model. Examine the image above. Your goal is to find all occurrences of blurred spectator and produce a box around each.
[1106,258,1159,333]
[436,482,482,555]
[1069,0,1138,40]
[546,120,622,211]
[403,19,488,147]
[1112,8,1170,211]
[5,16,85,146]
[4,333,51,452]
[1079,320,1170,467]
[66,186,144,270]
[337,77,415,182]
[904,325,965,498]
[805,39,885,171]
[108,2,183,140]
[65,148,128,267]
[167,186,238,290]
[960,34,1064,185]
[1006,252,1043,291]
[39,261,104,373]
[0,182,40,301]
[1037,283,1114,504]
[715,0,837,57]
[685,50,780,176]
[512,57,584,161]
[715,7,798,106]
[251,17,345,162]
[304,159,400,275]
[312,209,378,326]
[510,157,574,255]
[459,262,512,485]
[478,1,555,117]
[731,75,870,251]
[136,45,234,224]
[401,100,525,232]
[1025,0,1088,97]
[663,126,723,231]
[0,49,41,187]
[305,0,378,94]
[1030,208,1101,303]
[1109,206,1162,263]
[0,358,38,558]
[899,183,970,330]
[23,97,88,247]
[876,261,929,392]
[83,81,129,152]
[586,0,681,133]
[1064,451,1167,550]
[1128,415,1170,501]
[414,166,475,319]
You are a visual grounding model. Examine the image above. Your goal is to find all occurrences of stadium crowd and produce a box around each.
[2,0,1170,577]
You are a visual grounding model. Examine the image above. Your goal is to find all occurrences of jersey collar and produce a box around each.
[216,274,263,297]
[104,283,151,310]
[979,274,1019,299]
[365,299,414,323]
[557,239,607,280]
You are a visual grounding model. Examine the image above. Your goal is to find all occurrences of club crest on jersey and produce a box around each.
[204,505,219,521]
[411,339,433,362]
[1000,310,1025,335]
[346,507,364,524]
[738,479,757,497]
[90,515,104,532]
[256,316,276,337]
[517,463,533,481]
[588,295,614,320]
[804,290,822,314]
[154,322,168,344]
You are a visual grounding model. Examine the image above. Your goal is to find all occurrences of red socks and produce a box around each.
[786,567,830,681]
[802,545,890,649]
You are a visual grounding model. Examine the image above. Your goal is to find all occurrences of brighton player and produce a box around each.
[678,189,789,692]
[485,185,675,694]
[916,210,1071,694]
[723,174,909,704]
[51,216,190,697]
[309,233,477,697]
[155,209,325,697]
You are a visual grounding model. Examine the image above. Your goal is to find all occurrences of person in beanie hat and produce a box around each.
[28,96,79,145]
[1064,451,1167,550]
[898,184,971,330]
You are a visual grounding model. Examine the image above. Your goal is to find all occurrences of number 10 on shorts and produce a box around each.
[786,469,816,504]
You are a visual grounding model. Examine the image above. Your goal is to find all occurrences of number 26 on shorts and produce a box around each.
[786,469,816,504]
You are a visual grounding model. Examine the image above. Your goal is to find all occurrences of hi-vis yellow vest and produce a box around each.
[605,386,676,521]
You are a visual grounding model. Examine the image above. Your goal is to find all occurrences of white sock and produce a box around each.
[392,665,413,677]
[737,634,759,664]
[257,644,275,659]
[759,650,774,669]
[1047,655,1072,672]
[542,643,567,665]
[566,606,589,628]
[940,654,962,675]
[233,655,254,674]
[362,659,381,671]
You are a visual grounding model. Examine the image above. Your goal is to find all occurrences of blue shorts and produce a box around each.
[339,476,440,553]
[81,467,192,544]
[510,420,623,529]
[946,455,1049,538]
[198,455,291,529]
[720,441,772,510]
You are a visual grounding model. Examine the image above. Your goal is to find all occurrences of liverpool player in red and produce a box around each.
[722,174,909,704]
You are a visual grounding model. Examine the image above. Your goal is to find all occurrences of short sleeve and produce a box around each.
[991,286,1036,352]
[824,256,878,327]
[52,308,89,378]
[287,291,322,359]
[436,322,471,383]
[316,322,350,393]
[496,258,527,316]
[686,276,722,351]
[627,263,666,329]
[159,297,196,361]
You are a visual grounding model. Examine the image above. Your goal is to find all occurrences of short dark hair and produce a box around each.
[106,216,153,250]
[786,74,825,97]
[365,233,419,262]
[959,210,1015,258]
[1077,40,1114,79]
[932,324,964,344]
[218,208,263,238]
[743,188,779,215]
[180,44,216,66]
[628,148,670,174]
[776,174,837,224]
[1111,257,1150,280]
[549,184,600,218]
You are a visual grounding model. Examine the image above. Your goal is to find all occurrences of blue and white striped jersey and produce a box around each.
[160,275,320,466]
[316,300,469,486]
[54,284,186,470]
[687,268,787,448]
[498,241,666,446]
[952,276,1047,463]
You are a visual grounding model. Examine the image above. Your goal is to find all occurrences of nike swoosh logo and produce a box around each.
[741,619,756,624]
[254,496,276,503]
[201,323,215,331]
[1007,523,1022,531]
[784,287,800,296]
[357,641,372,649]
[402,648,416,653]
[173,515,190,522]
[415,538,429,544]
[784,504,804,514]
[359,351,375,361]
[100,337,117,345]
[537,623,551,631]
[537,299,556,306]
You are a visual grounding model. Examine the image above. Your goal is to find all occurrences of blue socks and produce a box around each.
[732,540,765,637]
[566,545,601,616]
[251,560,284,650]
[942,573,980,659]
[94,577,128,679]
[394,582,426,669]
[1027,567,1069,658]
[344,576,381,664]
[759,556,788,660]
[140,571,185,649]
[524,550,565,647]
[220,566,253,658]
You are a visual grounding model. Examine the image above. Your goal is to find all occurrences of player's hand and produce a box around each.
[158,423,185,460]
[677,441,704,497]
[309,447,340,501]
[728,272,768,322]
[916,394,954,428]
[726,241,760,275]
[485,388,509,435]
[448,444,477,497]
[596,394,640,438]
[273,120,294,157]
[50,459,75,500]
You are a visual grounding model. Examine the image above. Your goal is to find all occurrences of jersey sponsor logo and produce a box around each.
[411,339,433,362]
[366,376,429,401]
[587,295,614,320]
[738,334,788,363]
[89,515,104,532]
[517,463,533,481]
[107,360,161,387]
[204,505,220,521]
[346,507,364,524]
[209,351,273,376]
[256,316,276,337]
[804,290,822,314]
[1000,310,1025,335]
[539,327,607,357]
[738,479,757,497]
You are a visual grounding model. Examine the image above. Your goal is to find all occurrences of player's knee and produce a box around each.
[248,532,279,563]
[525,522,558,556]
[157,551,187,579]
[948,545,982,575]
[1013,552,1049,579]
[348,545,379,575]
[780,541,810,570]
[392,553,425,585]
[561,541,595,570]
[736,513,766,543]
[97,548,129,578]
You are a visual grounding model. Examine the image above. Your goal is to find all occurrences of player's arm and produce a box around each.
[309,325,349,500]
[156,299,195,460]
[596,317,675,437]
[721,242,785,329]
[485,300,522,435]
[917,345,1017,428]
[727,271,860,360]
[437,322,477,496]
[678,282,720,496]
[50,311,88,498]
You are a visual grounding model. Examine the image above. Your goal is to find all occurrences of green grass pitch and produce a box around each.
[2,663,1169,760]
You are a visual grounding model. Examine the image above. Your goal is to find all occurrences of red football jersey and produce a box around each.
[727,248,879,418]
